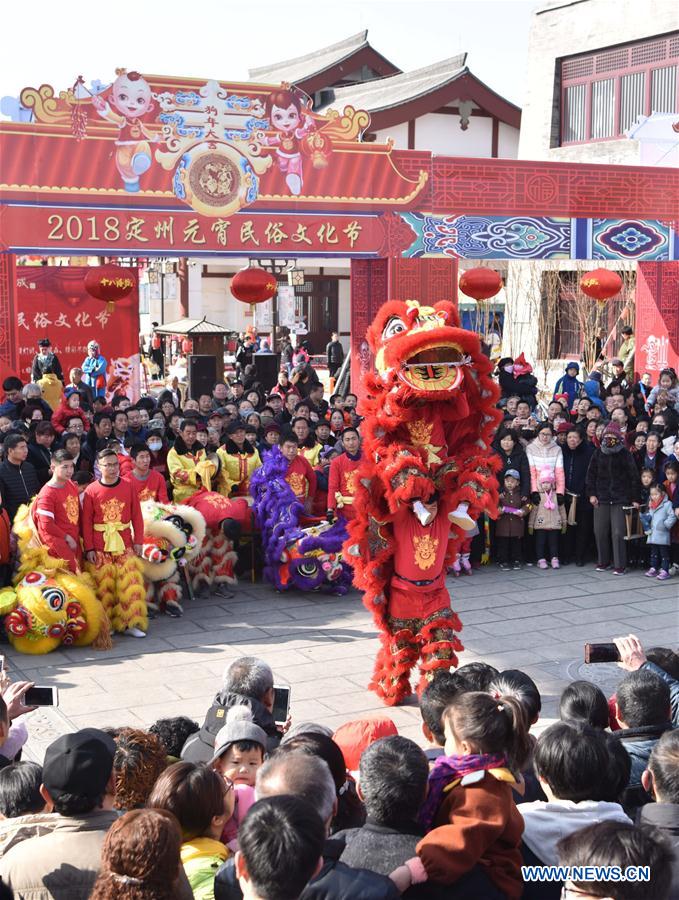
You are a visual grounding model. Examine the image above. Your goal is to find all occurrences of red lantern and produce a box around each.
[459,267,503,301]
[230,267,277,305]
[579,269,623,303]
[84,265,136,312]
[181,338,193,354]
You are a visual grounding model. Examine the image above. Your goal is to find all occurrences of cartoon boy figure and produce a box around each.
[92,70,157,192]
[264,88,314,196]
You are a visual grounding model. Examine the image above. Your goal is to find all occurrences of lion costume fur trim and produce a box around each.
[345,299,501,636]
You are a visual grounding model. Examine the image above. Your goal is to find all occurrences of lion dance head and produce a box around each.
[0,571,106,655]
[365,298,495,403]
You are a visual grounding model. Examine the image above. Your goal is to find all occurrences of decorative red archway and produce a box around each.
[1,69,677,390]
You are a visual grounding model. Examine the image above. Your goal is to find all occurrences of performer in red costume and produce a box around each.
[346,299,501,705]
[34,449,82,574]
[281,435,317,509]
[327,427,361,521]
[385,492,463,688]
[125,444,169,503]
[82,448,148,637]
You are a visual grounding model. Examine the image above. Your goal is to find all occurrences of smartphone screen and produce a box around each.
[272,685,290,725]
[24,686,58,706]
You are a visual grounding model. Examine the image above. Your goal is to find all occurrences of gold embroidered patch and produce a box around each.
[64,494,79,525]
[287,472,306,497]
[407,418,433,445]
[344,470,359,495]
[101,497,125,523]
[413,534,439,570]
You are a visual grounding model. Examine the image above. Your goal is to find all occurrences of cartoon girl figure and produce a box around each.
[264,88,314,196]
[92,70,158,192]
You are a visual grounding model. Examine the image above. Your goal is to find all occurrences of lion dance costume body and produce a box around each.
[139,500,207,616]
[0,502,109,654]
[251,447,352,594]
[346,300,501,705]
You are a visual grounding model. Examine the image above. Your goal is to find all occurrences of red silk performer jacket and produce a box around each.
[35,481,82,573]
[327,452,361,519]
[82,478,144,554]
[125,469,169,504]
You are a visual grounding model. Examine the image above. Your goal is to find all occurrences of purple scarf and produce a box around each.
[419,752,506,830]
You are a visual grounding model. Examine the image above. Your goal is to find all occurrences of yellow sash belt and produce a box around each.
[195,458,214,492]
[334,492,355,508]
[94,520,130,554]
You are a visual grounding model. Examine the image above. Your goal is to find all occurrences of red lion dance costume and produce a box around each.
[346,299,501,705]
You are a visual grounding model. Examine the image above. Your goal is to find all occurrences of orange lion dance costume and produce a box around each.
[345,299,501,705]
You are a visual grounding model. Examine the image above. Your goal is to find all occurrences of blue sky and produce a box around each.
[2,0,538,107]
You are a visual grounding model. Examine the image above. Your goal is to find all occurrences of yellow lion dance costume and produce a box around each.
[139,500,206,616]
[0,504,109,654]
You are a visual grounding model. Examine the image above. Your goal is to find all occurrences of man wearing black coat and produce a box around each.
[561,427,595,566]
[0,434,41,523]
[181,656,281,762]
[31,339,64,384]
[326,332,344,379]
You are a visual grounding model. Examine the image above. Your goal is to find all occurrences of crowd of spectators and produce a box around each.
[0,643,674,899]
[494,350,679,576]
[2,328,677,585]
[0,333,675,896]
[0,346,362,586]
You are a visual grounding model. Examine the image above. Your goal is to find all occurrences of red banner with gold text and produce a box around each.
[0,204,382,257]
[10,266,140,399]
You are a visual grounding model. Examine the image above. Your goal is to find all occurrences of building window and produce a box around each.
[559,32,679,144]
[619,71,646,133]
[652,65,677,111]
[564,84,587,142]
[591,78,615,138]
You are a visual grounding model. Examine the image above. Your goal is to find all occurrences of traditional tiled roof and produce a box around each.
[248,30,398,85]
[316,55,470,114]
[154,317,229,335]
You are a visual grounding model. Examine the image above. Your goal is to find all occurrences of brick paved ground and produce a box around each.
[10,565,678,761]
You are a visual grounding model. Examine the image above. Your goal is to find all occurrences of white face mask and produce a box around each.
[504,364,514,374]
[147,440,162,452]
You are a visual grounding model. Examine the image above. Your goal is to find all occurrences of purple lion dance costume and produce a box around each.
[250,447,352,594]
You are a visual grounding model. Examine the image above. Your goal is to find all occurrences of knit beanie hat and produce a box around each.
[538,466,555,486]
[566,361,580,373]
[210,706,267,764]
[512,353,533,375]
[601,421,624,453]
